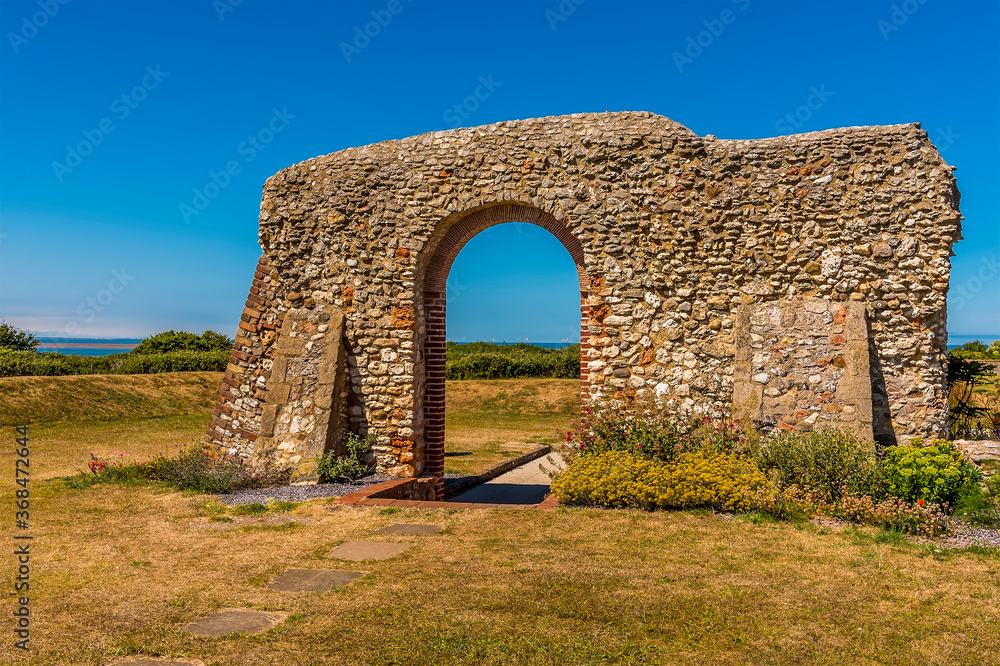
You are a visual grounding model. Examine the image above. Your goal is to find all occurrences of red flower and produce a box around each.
[917,499,925,506]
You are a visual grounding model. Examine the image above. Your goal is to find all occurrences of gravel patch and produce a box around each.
[925,521,1000,550]
[218,474,393,506]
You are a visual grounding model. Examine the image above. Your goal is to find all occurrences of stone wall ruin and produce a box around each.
[204,111,962,490]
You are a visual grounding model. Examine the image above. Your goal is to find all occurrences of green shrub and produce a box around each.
[0,321,39,352]
[131,330,233,354]
[749,428,879,502]
[317,433,375,482]
[445,342,580,379]
[954,473,1000,528]
[949,340,1000,360]
[550,450,767,511]
[879,439,982,507]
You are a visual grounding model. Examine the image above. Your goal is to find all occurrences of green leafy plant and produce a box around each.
[954,475,1000,528]
[879,438,982,506]
[749,428,879,502]
[317,433,375,482]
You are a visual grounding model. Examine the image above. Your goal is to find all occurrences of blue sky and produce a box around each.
[0,0,997,343]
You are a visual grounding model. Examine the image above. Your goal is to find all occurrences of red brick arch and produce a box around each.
[421,203,591,496]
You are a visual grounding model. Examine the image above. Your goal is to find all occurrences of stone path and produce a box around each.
[266,568,364,592]
[326,540,413,561]
[185,610,285,637]
[450,454,563,505]
[171,524,442,655]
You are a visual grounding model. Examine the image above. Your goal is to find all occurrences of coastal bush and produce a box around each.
[131,330,232,354]
[0,321,39,352]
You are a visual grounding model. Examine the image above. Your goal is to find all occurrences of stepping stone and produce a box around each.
[326,541,412,561]
[266,568,364,592]
[376,523,443,535]
[185,609,283,637]
[114,660,202,666]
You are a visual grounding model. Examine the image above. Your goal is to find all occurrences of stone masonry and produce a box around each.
[204,111,962,489]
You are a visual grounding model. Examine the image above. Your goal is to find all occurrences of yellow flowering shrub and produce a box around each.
[551,450,767,511]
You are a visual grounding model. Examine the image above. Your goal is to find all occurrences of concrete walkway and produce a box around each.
[450,453,564,505]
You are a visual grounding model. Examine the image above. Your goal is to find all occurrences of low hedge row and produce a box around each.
[0,349,229,377]
[445,342,581,379]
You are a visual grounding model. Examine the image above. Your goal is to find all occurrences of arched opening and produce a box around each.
[421,204,590,497]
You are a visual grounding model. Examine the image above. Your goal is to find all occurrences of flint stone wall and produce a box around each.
[204,111,962,482]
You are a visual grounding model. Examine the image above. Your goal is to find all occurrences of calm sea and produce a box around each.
[947,334,1000,350]
[35,338,141,357]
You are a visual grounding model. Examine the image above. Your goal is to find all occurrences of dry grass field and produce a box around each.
[1,373,998,664]
[1,484,998,664]
[443,379,578,475]
[0,373,581,480]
